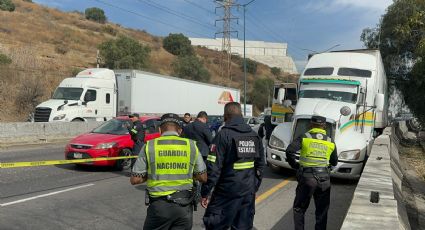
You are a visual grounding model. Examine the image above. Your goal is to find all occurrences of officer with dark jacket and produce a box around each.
[130,113,207,230]
[258,115,275,141]
[183,111,213,161]
[201,102,265,230]
[128,113,145,156]
[286,115,338,230]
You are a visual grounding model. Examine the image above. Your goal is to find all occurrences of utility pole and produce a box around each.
[241,0,256,116]
[215,0,238,81]
[96,49,101,68]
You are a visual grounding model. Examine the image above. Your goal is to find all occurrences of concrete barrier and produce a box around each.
[341,128,402,229]
[0,122,104,146]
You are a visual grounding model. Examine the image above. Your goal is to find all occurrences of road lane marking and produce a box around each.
[0,183,95,207]
[255,177,293,205]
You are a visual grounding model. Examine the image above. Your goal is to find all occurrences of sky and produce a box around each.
[34,0,393,72]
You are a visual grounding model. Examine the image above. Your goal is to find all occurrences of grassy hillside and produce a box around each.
[0,0,297,121]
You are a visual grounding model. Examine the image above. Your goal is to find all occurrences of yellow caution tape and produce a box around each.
[0,156,138,169]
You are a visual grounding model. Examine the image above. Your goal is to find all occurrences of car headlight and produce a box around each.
[53,114,66,120]
[269,135,285,150]
[94,142,117,149]
[339,149,361,160]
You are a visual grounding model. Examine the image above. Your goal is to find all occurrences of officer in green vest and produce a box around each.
[286,115,338,230]
[130,113,207,230]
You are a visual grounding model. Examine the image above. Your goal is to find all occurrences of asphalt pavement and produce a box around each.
[0,143,357,229]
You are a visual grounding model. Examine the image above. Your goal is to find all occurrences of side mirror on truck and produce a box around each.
[375,93,385,112]
[340,106,351,116]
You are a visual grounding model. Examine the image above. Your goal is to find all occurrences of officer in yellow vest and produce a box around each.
[130,113,207,230]
[286,115,338,230]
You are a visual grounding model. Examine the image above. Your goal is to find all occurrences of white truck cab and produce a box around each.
[34,68,116,122]
[267,50,388,180]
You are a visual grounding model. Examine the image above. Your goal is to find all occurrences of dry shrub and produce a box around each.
[55,43,69,54]
[15,77,45,115]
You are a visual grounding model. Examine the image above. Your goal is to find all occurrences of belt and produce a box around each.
[300,167,329,173]
[149,190,193,205]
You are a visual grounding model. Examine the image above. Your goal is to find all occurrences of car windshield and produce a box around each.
[299,90,357,103]
[92,119,131,135]
[52,87,84,100]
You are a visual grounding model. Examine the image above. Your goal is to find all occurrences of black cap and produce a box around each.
[311,115,326,124]
[128,113,139,118]
[160,113,182,127]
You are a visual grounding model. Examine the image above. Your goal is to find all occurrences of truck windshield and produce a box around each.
[52,87,84,100]
[299,90,357,103]
[92,119,131,135]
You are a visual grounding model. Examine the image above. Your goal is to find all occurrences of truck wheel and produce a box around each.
[115,148,133,171]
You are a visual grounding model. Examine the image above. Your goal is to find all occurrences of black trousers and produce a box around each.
[293,170,331,230]
[144,199,193,230]
[203,193,255,230]
[132,140,144,155]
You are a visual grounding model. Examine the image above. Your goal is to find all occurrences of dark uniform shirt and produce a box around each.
[286,129,338,169]
[129,120,145,143]
[183,119,213,157]
[201,116,265,198]
[258,115,275,140]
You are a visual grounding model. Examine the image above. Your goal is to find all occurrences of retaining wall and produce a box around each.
[0,122,104,146]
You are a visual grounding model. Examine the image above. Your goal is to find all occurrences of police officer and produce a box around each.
[128,113,145,156]
[130,113,207,230]
[285,115,338,230]
[183,111,213,161]
[201,102,265,230]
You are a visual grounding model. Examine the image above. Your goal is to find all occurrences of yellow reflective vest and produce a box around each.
[299,128,335,168]
[145,135,199,197]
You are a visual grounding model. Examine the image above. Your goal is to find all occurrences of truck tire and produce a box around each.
[115,148,133,171]
[72,118,84,122]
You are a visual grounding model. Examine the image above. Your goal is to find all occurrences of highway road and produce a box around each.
[0,143,357,230]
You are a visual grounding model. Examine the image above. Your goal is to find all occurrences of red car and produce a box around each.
[65,116,161,170]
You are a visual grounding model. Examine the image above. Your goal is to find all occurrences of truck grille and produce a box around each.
[34,107,52,122]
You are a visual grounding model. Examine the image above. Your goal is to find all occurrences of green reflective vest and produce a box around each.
[145,135,199,197]
[299,128,335,167]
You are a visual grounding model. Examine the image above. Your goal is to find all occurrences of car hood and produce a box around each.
[70,132,128,146]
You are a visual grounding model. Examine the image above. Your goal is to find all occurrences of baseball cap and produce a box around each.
[160,113,182,127]
[128,113,139,118]
[311,115,326,124]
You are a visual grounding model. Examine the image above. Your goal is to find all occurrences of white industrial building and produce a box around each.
[189,38,298,74]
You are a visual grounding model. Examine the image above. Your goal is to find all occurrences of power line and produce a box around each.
[92,0,210,37]
[136,0,216,31]
[183,0,215,15]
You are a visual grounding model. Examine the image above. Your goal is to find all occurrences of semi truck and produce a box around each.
[271,82,298,125]
[34,68,240,122]
[267,49,388,179]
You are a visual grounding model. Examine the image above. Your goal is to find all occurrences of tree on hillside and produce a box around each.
[0,0,15,12]
[163,33,194,56]
[85,7,107,23]
[360,0,425,124]
[271,67,281,77]
[249,78,274,112]
[98,36,151,69]
[241,58,258,75]
[172,55,210,83]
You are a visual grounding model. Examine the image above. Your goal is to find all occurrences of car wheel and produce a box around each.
[115,148,133,171]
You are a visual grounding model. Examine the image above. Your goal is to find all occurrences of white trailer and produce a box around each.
[114,70,240,116]
[34,68,240,122]
[267,49,388,180]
